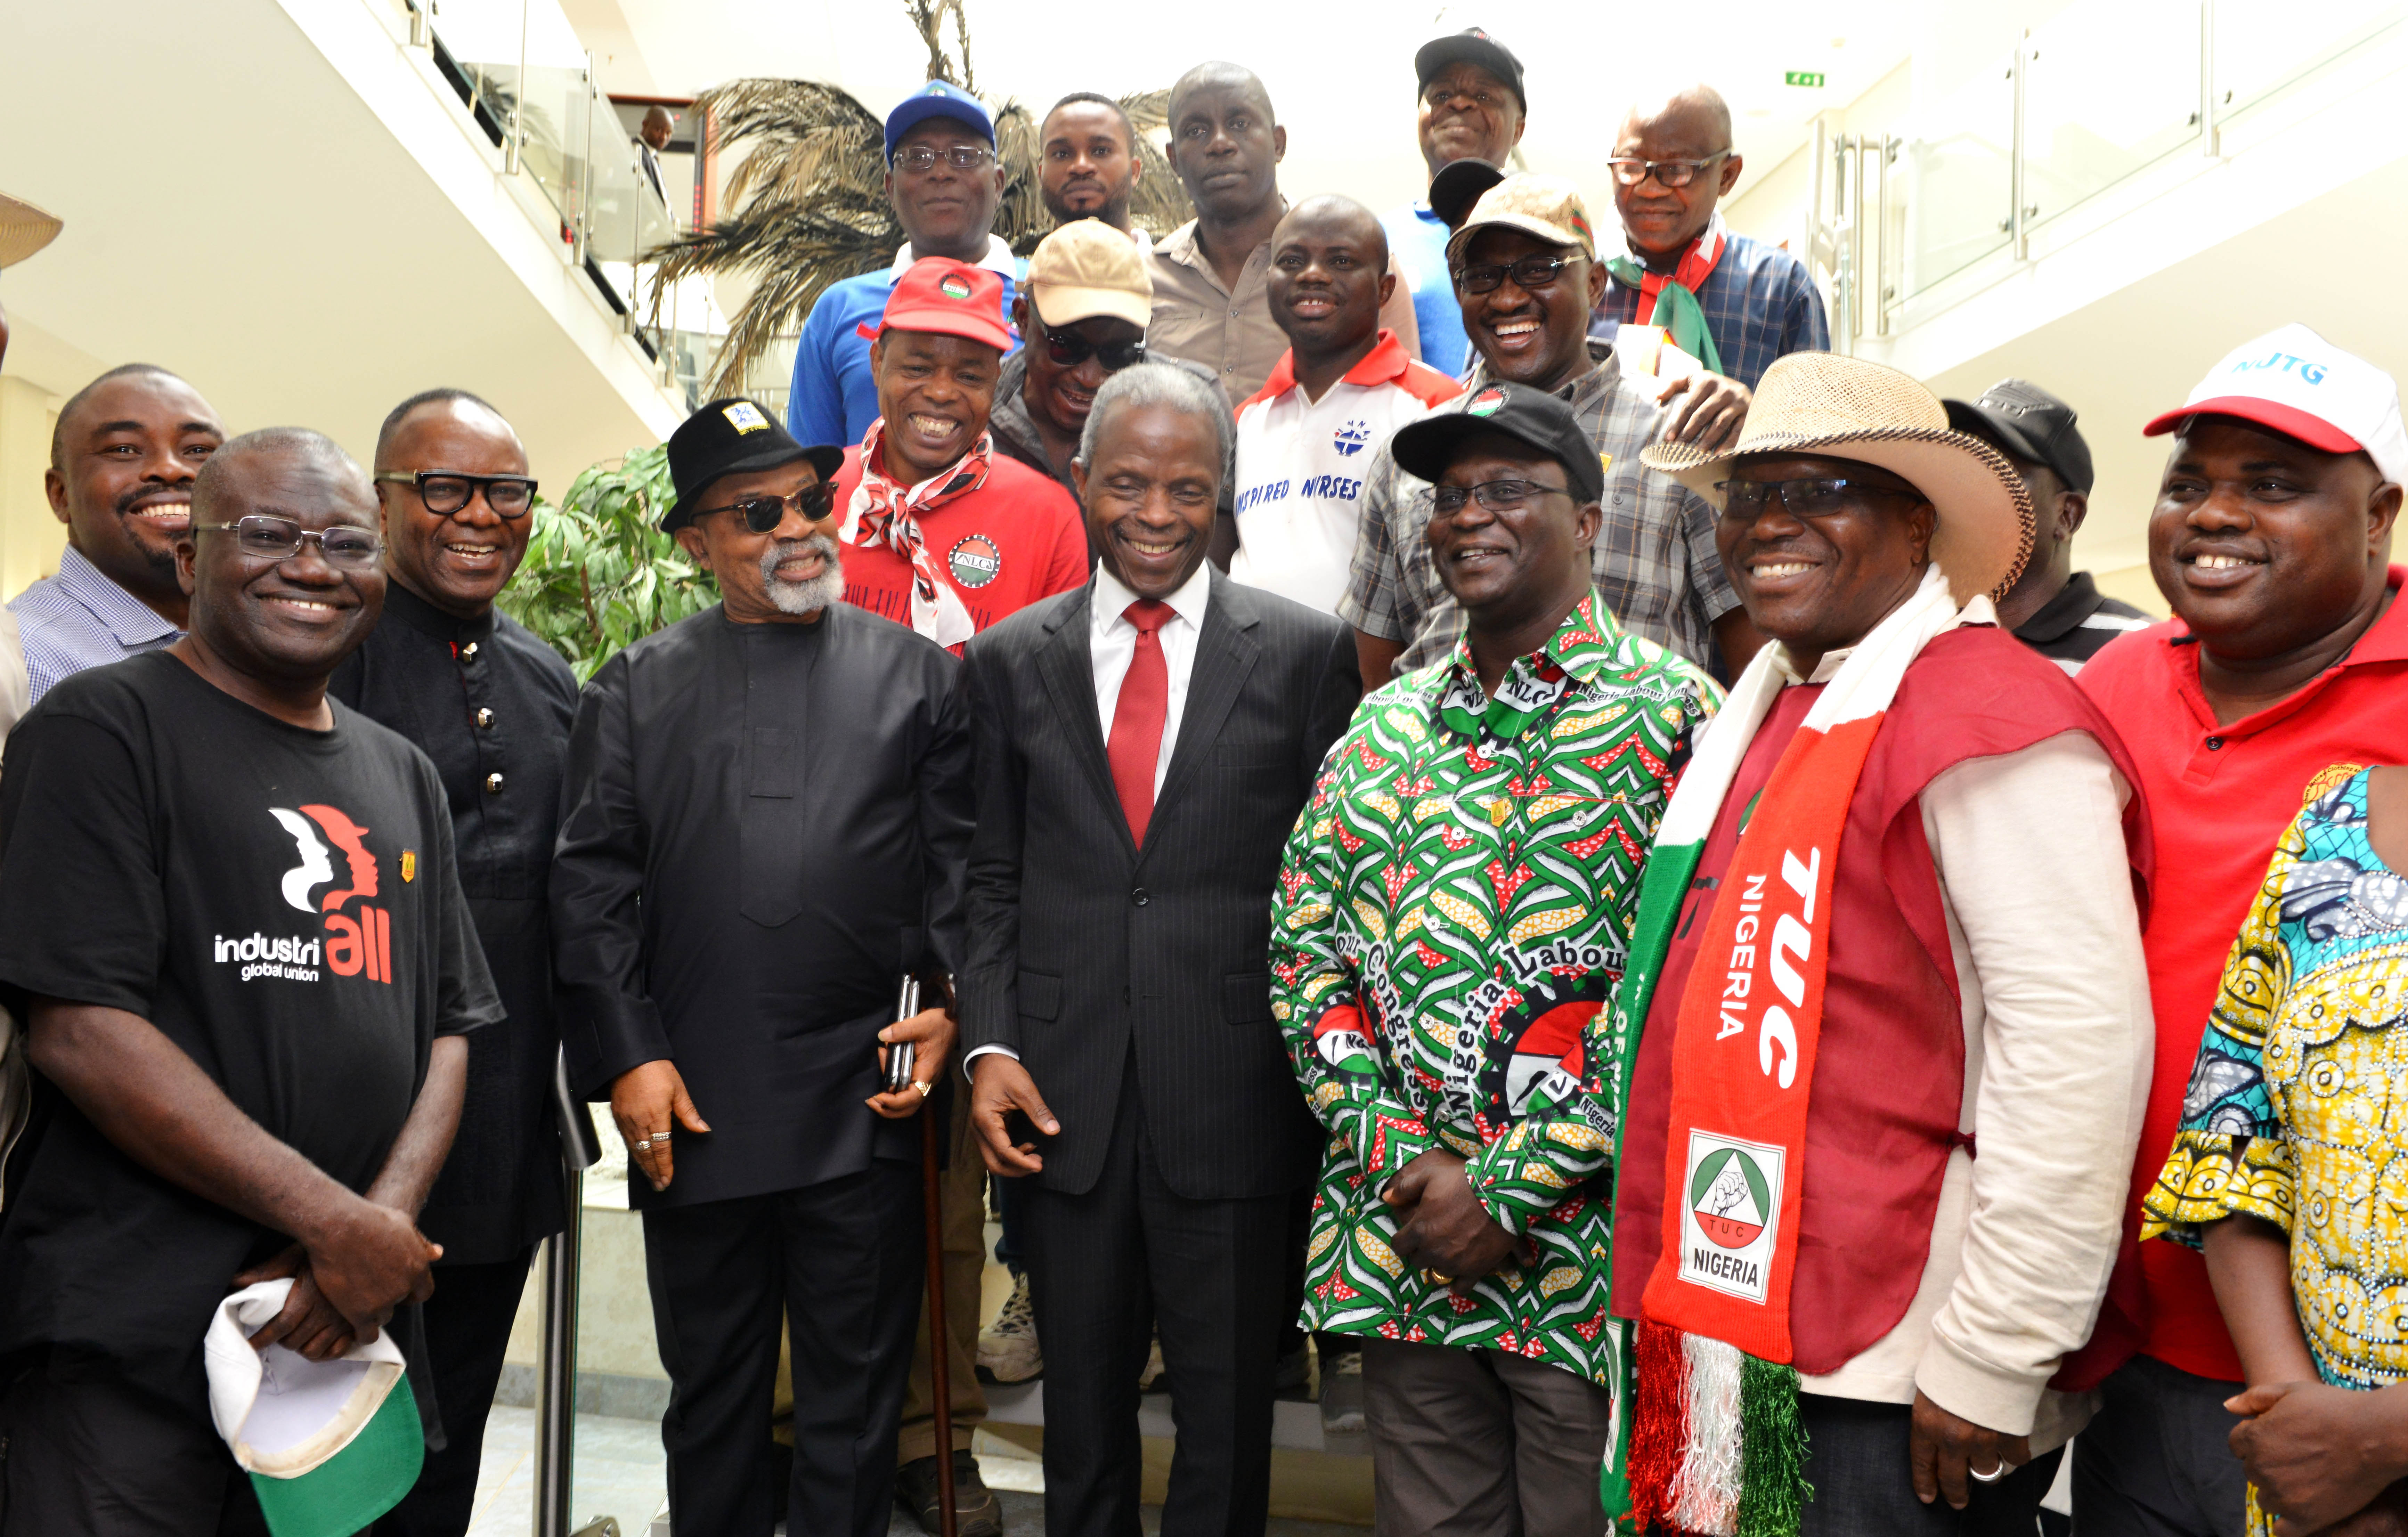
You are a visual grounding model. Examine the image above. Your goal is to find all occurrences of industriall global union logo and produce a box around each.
[1677,1130,1785,1304]
[947,533,1001,589]
[212,805,406,985]
[1333,418,1372,457]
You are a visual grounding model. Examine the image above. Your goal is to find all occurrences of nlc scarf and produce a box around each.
[1599,567,1977,1536]
[1606,217,1726,378]
[841,421,992,650]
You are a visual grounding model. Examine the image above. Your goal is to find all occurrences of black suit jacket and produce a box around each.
[959,570,1358,1199]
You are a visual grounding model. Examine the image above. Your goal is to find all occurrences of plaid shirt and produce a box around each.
[8,545,181,706]
[1339,343,1739,676]
[1589,226,1830,392]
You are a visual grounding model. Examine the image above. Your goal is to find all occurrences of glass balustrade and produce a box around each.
[1895,60,2014,301]
[2021,0,2203,229]
[2215,0,2405,119]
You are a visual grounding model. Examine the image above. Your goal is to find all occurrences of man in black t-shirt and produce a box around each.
[0,429,500,1536]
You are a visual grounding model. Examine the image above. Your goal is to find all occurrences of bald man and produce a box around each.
[1149,62,1421,406]
[11,364,225,706]
[1231,196,1461,612]
[639,105,676,213]
[0,429,497,1534]
[1590,83,1828,393]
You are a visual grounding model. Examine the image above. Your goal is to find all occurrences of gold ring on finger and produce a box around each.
[912,1079,932,1097]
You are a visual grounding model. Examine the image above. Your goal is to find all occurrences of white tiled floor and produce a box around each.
[463,1406,668,1537]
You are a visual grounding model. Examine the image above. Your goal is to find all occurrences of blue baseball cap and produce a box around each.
[884,81,995,162]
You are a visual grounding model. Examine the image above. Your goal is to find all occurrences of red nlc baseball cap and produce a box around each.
[859,257,1015,352]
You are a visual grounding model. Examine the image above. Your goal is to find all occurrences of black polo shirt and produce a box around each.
[2011,570,2155,674]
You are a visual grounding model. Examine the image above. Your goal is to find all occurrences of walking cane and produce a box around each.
[894,976,959,1537]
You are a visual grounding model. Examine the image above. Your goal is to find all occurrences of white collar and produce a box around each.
[890,234,1020,279]
[1091,559,1212,633]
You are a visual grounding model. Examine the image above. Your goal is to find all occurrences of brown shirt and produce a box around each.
[1148,214,1423,405]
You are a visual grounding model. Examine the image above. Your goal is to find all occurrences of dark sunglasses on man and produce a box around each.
[691,481,839,534]
[374,470,539,518]
[1040,325,1146,372]
[1451,254,1573,295]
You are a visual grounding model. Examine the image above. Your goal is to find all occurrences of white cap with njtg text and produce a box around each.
[2144,322,2408,488]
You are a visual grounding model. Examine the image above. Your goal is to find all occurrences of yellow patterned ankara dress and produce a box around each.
[2143,764,2408,1537]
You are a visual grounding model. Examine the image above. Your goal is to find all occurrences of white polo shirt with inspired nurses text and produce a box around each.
[1229,330,1461,615]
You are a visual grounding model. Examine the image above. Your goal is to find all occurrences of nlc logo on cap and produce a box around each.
[1466,384,1508,418]
[938,273,974,301]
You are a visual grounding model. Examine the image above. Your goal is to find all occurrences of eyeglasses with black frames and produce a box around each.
[692,482,838,534]
[373,470,538,518]
[1712,478,1926,520]
[892,144,997,173]
[193,515,384,568]
[1451,255,1573,295]
[1605,151,1733,189]
[1430,479,1575,516]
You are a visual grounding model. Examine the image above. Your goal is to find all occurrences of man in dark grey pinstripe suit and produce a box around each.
[959,363,1359,1537]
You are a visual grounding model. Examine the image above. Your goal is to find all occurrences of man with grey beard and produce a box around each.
[551,397,976,1537]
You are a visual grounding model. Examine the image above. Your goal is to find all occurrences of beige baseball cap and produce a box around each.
[1026,219,1152,331]
[0,192,62,269]
[1444,173,1598,266]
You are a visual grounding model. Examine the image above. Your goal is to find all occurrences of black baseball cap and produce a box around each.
[1415,28,1527,113]
[662,398,844,531]
[1944,379,2094,495]
[1390,381,1605,504]
[1428,158,1506,230]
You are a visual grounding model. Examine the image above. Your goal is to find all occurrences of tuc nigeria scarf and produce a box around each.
[1598,567,1973,1536]
[1606,218,1727,378]
[841,421,993,649]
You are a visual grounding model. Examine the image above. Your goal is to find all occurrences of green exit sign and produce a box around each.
[1784,70,1827,88]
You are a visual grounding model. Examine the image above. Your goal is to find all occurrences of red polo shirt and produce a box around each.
[2077,567,2408,1381]
[833,443,1090,645]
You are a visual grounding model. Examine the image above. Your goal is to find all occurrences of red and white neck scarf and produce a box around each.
[842,420,992,649]
[1607,214,1728,377]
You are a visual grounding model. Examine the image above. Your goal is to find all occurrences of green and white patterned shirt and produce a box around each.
[1270,590,1719,1382]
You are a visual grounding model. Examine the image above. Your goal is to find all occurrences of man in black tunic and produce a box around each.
[332,388,580,1535]
[552,398,973,1537]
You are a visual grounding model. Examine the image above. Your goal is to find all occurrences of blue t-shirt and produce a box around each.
[786,254,1025,452]
[1380,204,1468,382]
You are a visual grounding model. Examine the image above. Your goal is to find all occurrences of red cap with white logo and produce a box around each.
[859,256,1015,352]
[2144,323,2407,486]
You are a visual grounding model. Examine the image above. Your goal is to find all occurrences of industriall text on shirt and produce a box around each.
[214,803,412,984]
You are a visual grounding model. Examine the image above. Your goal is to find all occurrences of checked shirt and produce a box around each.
[1269,591,1719,1382]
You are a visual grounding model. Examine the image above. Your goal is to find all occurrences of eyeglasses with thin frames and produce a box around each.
[892,144,996,173]
[373,470,538,518]
[1451,255,1573,295]
[194,515,384,568]
[691,483,838,534]
[1431,479,1575,516]
[1605,151,1733,189]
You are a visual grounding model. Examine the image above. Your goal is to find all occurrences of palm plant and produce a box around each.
[646,0,1191,398]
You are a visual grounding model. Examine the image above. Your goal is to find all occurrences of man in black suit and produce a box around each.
[960,362,1359,1537]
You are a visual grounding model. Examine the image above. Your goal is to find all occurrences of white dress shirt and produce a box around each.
[964,562,1212,1074]
[1089,560,1211,797]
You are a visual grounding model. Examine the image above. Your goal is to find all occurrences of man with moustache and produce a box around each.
[1039,92,1147,246]
[12,364,226,703]
[552,398,972,1537]
[1592,84,1828,393]
[327,389,579,1536]
[1232,195,1460,613]
[833,257,1088,650]
[0,429,497,1532]
[960,363,1357,1536]
[2074,326,2408,1537]
[1148,61,1420,406]
[1382,29,1527,380]
[788,83,1023,452]
[1612,353,2150,1536]
[1344,175,1759,691]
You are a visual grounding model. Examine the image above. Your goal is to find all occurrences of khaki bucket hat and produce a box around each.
[1641,352,2036,605]
[0,192,61,269]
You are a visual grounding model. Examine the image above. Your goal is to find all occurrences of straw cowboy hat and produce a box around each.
[1641,352,2036,606]
[0,192,61,269]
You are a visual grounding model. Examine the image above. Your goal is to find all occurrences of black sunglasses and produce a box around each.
[373,470,537,518]
[692,482,838,533]
[1712,478,1926,520]
[1041,328,1146,371]
[1452,254,1574,295]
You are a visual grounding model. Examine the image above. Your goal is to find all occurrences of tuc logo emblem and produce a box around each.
[1678,1131,1785,1303]
[267,804,396,984]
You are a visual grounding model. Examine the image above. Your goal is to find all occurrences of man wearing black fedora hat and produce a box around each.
[550,398,975,1537]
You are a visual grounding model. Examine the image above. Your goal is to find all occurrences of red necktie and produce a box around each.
[1107,599,1172,845]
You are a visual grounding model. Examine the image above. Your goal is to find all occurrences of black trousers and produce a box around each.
[2073,1355,2251,1537]
[1797,1393,2064,1536]
[1024,1070,1295,1537]
[642,1164,922,1537]
[0,1348,268,1537]
[371,1245,538,1537]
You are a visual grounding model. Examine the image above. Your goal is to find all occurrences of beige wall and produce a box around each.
[0,376,66,603]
